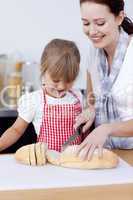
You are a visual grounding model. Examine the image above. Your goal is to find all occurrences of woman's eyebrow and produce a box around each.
[93,18,105,22]
[81,18,88,22]
[82,17,105,22]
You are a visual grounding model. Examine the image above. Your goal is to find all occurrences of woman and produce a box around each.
[74,0,133,159]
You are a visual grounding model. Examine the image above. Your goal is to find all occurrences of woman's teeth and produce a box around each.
[91,35,105,42]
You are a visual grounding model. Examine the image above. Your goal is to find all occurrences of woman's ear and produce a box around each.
[116,10,125,26]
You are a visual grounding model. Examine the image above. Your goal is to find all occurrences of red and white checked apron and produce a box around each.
[37,90,82,152]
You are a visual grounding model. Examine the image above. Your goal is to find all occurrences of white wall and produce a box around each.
[0,0,133,89]
[0,0,89,89]
[125,0,133,20]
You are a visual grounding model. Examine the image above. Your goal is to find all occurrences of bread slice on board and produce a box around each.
[40,142,47,165]
[29,143,36,165]
[15,145,30,165]
[47,145,119,169]
[15,142,47,166]
[35,142,47,165]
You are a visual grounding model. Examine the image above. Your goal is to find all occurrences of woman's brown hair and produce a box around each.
[40,39,80,83]
[80,0,133,35]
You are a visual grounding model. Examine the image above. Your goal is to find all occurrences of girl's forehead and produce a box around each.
[44,71,63,82]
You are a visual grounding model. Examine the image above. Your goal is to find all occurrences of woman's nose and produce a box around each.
[88,24,98,36]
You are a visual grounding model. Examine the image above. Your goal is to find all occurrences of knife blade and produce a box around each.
[62,123,85,151]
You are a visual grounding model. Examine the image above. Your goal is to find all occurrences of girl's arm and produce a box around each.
[0,117,29,152]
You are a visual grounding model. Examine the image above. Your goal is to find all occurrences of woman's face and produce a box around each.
[42,71,73,98]
[80,2,124,49]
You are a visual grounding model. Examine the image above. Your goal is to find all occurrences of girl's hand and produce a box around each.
[75,124,112,160]
[74,107,95,133]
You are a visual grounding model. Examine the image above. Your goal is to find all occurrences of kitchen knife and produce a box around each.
[61,123,85,151]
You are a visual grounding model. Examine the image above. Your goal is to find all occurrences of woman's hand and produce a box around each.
[75,124,112,160]
[74,107,95,133]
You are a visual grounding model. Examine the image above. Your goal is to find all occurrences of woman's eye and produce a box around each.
[82,20,90,26]
[83,23,90,26]
[97,22,105,26]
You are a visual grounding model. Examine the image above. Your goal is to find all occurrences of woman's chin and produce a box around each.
[92,42,105,48]
[90,37,106,48]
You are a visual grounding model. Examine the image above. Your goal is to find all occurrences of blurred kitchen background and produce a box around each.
[0,0,132,152]
[0,0,132,109]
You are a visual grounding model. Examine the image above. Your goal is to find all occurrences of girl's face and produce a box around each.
[42,72,73,98]
[80,2,124,49]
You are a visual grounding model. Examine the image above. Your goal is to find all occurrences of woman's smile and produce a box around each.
[90,35,105,43]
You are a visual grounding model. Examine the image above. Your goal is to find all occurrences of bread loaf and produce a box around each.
[47,145,119,169]
[15,142,47,166]
[15,144,119,169]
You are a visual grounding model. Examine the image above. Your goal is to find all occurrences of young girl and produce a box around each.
[0,39,83,152]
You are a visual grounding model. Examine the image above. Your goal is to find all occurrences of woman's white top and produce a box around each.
[17,89,83,135]
[86,37,133,149]
[88,37,133,122]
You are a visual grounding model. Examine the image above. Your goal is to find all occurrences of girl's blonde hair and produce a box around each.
[40,39,80,83]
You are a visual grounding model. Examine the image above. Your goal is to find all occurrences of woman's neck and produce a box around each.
[104,30,120,68]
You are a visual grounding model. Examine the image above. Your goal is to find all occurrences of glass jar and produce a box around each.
[6,62,23,108]
[0,54,8,108]
[0,54,8,91]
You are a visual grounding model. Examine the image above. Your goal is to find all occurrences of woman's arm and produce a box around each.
[107,119,133,137]
[75,119,133,160]
[0,117,29,152]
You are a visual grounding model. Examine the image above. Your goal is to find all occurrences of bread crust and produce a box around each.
[41,142,47,165]
[30,144,36,165]
[15,145,30,165]
[15,143,47,166]
[15,144,119,169]
[47,145,119,169]
[35,143,42,165]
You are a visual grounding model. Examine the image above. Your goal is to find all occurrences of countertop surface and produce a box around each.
[0,153,133,191]
[0,150,133,200]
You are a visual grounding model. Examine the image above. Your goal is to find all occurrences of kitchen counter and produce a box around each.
[0,149,133,200]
